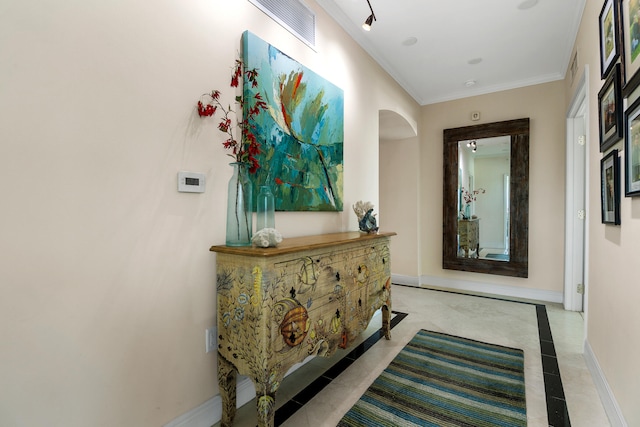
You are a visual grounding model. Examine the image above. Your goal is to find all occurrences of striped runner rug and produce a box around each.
[338,329,526,426]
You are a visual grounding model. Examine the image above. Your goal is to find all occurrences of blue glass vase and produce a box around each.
[256,185,275,232]
[226,162,253,246]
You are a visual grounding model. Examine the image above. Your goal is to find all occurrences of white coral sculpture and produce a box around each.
[352,200,374,221]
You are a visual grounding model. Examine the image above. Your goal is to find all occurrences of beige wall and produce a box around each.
[476,156,510,249]
[380,136,420,277]
[418,82,567,294]
[0,0,419,425]
[566,0,640,425]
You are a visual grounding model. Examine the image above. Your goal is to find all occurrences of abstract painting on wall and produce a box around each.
[242,31,344,211]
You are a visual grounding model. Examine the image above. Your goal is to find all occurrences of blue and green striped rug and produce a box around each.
[338,329,526,426]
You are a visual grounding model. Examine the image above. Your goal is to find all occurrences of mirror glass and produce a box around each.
[457,137,510,261]
[443,119,529,278]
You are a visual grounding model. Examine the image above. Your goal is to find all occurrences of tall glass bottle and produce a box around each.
[226,162,253,246]
[256,185,275,232]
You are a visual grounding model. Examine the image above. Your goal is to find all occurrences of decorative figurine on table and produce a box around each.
[353,200,379,234]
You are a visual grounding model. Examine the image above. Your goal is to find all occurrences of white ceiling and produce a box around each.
[315,0,586,106]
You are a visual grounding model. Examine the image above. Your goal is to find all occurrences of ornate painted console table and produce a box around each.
[458,218,479,258]
[210,231,395,427]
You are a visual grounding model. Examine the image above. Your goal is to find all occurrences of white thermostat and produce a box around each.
[178,171,205,193]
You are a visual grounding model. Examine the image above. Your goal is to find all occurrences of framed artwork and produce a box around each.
[600,0,621,79]
[624,95,640,196]
[621,0,640,94]
[598,63,623,152]
[601,149,621,225]
[600,150,620,225]
[242,31,344,211]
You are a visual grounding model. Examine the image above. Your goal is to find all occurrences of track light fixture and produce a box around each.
[362,0,377,31]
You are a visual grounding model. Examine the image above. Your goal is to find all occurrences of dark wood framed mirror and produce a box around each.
[443,118,529,278]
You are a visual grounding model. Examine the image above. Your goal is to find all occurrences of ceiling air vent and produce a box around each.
[248,0,316,49]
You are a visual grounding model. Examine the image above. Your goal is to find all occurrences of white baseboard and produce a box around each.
[391,274,420,287]
[583,341,627,427]
[392,274,563,304]
[163,377,256,427]
[163,394,218,427]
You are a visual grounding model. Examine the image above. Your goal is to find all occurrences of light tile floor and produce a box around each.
[215,285,609,427]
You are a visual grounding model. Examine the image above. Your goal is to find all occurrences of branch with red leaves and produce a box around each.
[197,59,267,173]
[461,187,486,205]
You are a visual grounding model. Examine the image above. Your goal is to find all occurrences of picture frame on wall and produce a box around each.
[601,149,621,225]
[598,63,623,152]
[621,0,640,94]
[600,0,621,78]
[624,96,640,196]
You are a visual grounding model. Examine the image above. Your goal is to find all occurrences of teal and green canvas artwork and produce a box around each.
[242,31,344,211]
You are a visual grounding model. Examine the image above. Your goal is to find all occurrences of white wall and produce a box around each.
[0,0,419,425]
[475,156,510,249]
[460,145,474,207]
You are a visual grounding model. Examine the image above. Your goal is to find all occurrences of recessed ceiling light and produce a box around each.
[464,79,477,87]
[518,0,538,10]
[402,37,418,46]
[468,57,483,65]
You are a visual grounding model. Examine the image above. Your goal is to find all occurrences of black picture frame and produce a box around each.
[600,0,621,79]
[598,63,623,152]
[624,95,640,196]
[621,0,640,95]
[601,149,621,225]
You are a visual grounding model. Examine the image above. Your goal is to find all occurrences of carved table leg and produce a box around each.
[218,353,237,427]
[382,304,391,340]
[254,382,278,427]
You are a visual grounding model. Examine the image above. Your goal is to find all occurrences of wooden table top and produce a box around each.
[210,231,396,257]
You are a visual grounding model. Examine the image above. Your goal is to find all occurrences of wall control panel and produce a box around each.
[178,171,205,193]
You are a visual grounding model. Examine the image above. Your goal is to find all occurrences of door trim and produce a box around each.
[564,66,589,314]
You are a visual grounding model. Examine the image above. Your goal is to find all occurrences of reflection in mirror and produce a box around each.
[457,137,510,261]
[443,118,529,278]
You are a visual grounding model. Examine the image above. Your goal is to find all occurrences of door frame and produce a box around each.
[564,66,589,314]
